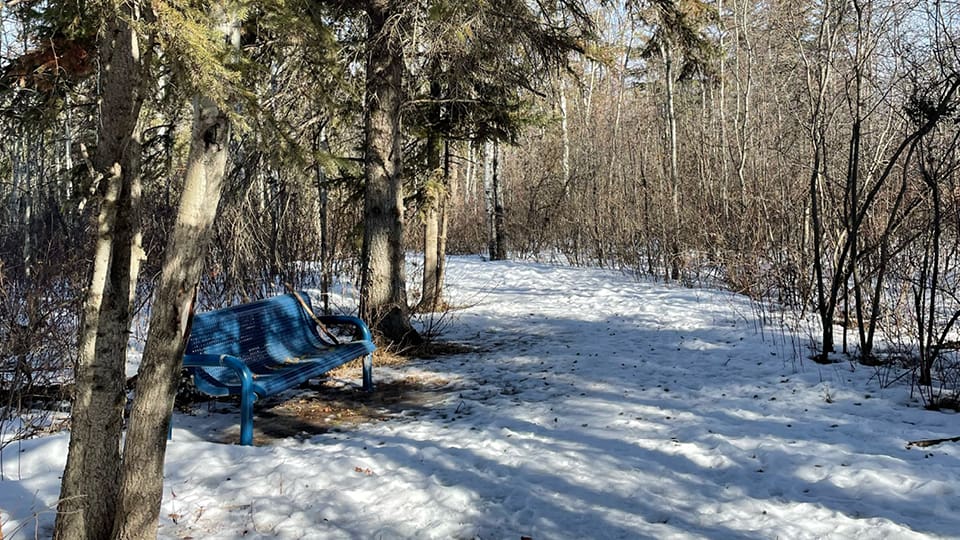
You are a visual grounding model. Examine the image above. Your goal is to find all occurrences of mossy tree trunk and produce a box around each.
[420,132,448,313]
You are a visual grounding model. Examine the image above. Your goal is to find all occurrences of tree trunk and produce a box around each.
[559,75,571,198]
[420,139,444,311]
[486,140,507,261]
[434,142,453,308]
[314,131,332,314]
[360,1,421,346]
[718,0,729,221]
[810,144,833,359]
[420,76,446,313]
[422,205,439,303]
[483,139,496,258]
[660,40,681,281]
[16,131,33,277]
[111,94,230,540]
[800,2,845,361]
[55,10,148,540]
[493,142,507,261]
[464,143,475,205]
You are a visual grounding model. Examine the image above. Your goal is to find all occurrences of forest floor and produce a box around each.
[2,256,960,539]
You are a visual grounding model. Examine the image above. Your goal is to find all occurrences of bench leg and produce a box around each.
[362,353,374,392]
[240,388,255,446]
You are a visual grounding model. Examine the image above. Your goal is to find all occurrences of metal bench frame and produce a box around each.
[180,292,375,445]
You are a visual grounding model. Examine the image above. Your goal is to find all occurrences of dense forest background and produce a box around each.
[1,1,960,537]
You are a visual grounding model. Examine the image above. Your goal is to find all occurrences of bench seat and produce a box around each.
[190,340,375,397]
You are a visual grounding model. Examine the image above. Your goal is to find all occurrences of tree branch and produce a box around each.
[907,436,960,448]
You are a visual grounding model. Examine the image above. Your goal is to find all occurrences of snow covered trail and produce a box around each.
[400,258,960,539]
[2,256,959,539]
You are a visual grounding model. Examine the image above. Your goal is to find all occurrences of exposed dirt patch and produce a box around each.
[215,373,454,445]
[177,340,472,445]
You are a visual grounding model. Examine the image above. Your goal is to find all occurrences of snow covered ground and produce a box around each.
[2,256,959,539]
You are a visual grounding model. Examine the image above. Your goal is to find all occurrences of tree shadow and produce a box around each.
[167,279,960,538]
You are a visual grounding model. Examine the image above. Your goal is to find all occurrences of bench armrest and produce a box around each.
[183,352,250,373]
[182,353,256,395]
[181,353,257,445]
[317,315,374,342]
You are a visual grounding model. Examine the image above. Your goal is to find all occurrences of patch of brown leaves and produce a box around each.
[212,340,471,444]
[244,375,451,444]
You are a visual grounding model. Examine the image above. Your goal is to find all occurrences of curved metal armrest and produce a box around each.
[183,353,250,372]
[181,353,258,446]
[182,353,255,390]
[317,315,374,343]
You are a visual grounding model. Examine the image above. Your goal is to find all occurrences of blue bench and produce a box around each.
[181,292,376,445]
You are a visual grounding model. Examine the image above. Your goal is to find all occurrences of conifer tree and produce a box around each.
[309,0,597,344]
[357,0,597,325]
[355,0,422,346]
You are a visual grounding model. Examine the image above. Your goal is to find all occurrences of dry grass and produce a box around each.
[196,340,474,445]
[327,340,475,379]
[239,374,452,444]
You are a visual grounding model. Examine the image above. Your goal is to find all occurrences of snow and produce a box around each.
[3,256,960,539]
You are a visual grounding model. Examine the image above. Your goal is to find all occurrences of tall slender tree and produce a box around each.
[110,4,240,535]
[55,4,152,539]
[634,0,718,280]
[409,0,598,300]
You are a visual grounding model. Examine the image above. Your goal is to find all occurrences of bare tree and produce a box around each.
[55,5,151,539]
[112,90,231,540]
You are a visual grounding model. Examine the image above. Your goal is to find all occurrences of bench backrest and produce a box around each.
[186,293,328,369]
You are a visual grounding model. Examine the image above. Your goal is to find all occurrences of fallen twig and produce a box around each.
[906,436,960,448]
